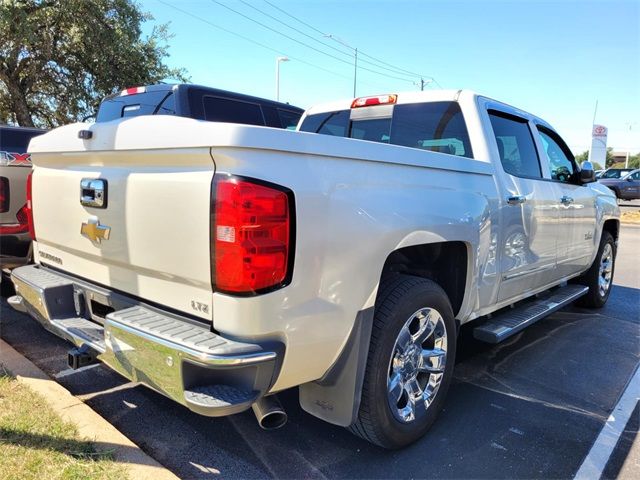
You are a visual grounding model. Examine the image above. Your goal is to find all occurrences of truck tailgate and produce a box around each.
[29,121,215,321]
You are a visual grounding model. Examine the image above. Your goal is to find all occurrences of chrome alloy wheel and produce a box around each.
[387,307,447,423]
[598,243,613,297]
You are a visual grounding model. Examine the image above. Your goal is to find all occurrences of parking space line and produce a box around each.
[574,365,640,480]
[54,363,101,379]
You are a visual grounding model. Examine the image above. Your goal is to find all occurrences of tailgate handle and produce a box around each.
[80,178,107,208]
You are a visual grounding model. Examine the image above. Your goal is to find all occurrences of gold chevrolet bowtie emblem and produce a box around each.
[80,219,111,243]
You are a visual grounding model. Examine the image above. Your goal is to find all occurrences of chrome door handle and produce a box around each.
[560,195,574,205]
[507,195,526,205]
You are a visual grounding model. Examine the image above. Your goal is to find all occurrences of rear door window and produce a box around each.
[488,111,542,178]
[202,96,265,126]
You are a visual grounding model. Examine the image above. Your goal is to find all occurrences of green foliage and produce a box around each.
[574,150,602,170]
[0,0,187,127]
[628,153,640,169]
[605,147,616,167]
[575,150,589,163]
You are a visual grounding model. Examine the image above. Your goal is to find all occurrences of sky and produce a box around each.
[139,0,640,155]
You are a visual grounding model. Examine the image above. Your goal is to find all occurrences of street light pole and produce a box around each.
[275,56,289,102]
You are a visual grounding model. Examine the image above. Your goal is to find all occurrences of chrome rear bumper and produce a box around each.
[10,264,280,416]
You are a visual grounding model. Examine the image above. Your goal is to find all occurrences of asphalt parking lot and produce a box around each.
[1,225,638,479]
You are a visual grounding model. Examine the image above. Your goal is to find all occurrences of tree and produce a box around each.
[0,0,187,128]
[575,150,589,163]
[626,153,640,169]
[605,147,616,167]
[574,150,602,170]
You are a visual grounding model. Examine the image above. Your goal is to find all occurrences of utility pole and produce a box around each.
[325,34,357,97]
[353,48,358,97]
[415,78,431,91]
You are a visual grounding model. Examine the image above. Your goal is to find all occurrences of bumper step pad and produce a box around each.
[106,306,264,358]
[473,285,588,343]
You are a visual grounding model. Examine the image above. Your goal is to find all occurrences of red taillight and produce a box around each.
[212,177,293,294]
[26,171,36,240]
[351,94,397,108]
[0,177,8,213]
[0,204,29,234]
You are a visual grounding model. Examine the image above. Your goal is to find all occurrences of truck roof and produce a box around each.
[101,83,303,112]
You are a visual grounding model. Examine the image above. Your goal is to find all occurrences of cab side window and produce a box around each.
[537,127,576,183]
[488,111,542,178]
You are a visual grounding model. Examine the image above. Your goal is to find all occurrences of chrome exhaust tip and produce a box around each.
[252,395,287,430]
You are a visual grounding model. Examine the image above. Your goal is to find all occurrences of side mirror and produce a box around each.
[627,176,634,182]
[579,161,596,184]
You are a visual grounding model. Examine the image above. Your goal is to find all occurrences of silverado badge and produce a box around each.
[81,219,111,243]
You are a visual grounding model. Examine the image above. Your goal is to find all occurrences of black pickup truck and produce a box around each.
[96,84,304,129]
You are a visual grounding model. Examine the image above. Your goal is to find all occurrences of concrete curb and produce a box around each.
[0,339,179,480]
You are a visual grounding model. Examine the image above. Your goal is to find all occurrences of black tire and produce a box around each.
[575,231,616,308]
[349,275,457,449]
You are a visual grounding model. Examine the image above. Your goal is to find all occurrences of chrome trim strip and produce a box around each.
[502,262,556,281]
[557,253,592,265]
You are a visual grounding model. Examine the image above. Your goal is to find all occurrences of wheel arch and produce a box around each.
[378,240,470,318]
[602,218,620,245]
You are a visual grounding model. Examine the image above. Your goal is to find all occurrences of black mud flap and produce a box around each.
[298,307,374,427]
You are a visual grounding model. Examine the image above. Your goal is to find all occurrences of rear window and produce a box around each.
[96,91,173,122]
[0,128,45,152]
[299,101,473,158]
[203,96,265,126]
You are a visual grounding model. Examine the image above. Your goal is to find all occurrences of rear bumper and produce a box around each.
[10,264,280,417]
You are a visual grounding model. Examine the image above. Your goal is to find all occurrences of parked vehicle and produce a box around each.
[96,83,304,129]
[0,125,45,291]
[599,167,634,179]
[9,90,619,449]
[599,169,640,200]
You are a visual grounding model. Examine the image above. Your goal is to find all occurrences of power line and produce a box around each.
[210,0,417,83]
[157,0,353,83]
[243,0,422,81]
[262,0,439,85]
[237,0,352,60]
[262,0,327,37]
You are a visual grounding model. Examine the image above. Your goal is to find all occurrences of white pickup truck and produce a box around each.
[9,90,619,449]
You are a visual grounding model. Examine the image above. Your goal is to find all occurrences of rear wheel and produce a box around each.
[349,275,456,449]
[576,231,616,308]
